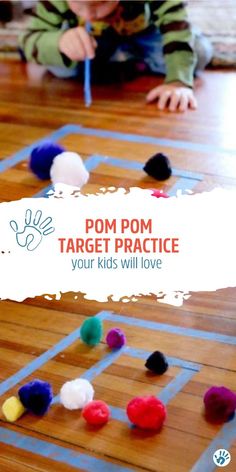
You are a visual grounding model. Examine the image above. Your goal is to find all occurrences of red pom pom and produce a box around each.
[126,396,166,430]
[82,400,110,426]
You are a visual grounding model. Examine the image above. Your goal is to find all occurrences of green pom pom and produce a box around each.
[80,317,103,346]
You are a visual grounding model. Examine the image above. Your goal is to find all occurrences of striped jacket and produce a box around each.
[20,0,197,86]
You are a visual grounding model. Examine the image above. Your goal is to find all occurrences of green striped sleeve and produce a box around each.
[164,50,196,86]
[158,9,189,26]
[150,0,197,87]
[154,0,186,17]
[161,29,193,47]
[19,0,76,67]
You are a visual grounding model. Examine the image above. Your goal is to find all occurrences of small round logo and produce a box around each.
[213,449,231,467]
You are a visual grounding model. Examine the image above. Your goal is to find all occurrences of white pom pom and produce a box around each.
[50,152,89,188]
[60,378,94,410]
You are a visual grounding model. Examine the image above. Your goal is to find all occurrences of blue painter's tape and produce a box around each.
[93,154,203,181]
[34,185,53,198]
[49,327,200,412]
[84,154,106,171]
[0,127,71,173]
[0,312,105,397]
[52,340,200,410]
[0,327,80,396]
[110,405,128,422]
[118,372,198,418]
[190,416,236,472]
[51,151,202,183]
[52,347,126,404]
[61,124,236,156]
[0,122,211,191]
[109,371,197,420]
[0,427,133,472]
[50,124,82,135]
[104,156,144,171]
[33,154,200,198]
[168,177,199,196]
[103,312,236,345]
[80,347,126,382]
[170,168,203,181]
[157,369,196,405]
[91,310,109,321]
[2,122,233,177]
[125,346,201,371]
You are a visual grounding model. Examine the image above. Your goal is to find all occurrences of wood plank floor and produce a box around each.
[0,61,235,472]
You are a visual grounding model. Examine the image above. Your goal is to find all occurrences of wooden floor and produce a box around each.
[0,61,236,472]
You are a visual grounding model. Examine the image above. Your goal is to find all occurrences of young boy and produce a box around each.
[21,1,212,112]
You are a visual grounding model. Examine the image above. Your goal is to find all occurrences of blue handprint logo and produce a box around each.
[213,449,231,467]
[10,209,55,251]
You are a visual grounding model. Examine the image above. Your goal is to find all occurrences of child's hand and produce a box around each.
[146,82,197,112]
[59,27,97,62]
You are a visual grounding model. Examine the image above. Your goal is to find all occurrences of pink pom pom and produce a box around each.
[204,386,236,423]
[106,328,126,349]
[152,190,169,198]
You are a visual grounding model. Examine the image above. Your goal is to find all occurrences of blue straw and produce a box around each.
[84,22,92,107]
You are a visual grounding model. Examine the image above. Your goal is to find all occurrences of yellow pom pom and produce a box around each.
[2,396,26,422]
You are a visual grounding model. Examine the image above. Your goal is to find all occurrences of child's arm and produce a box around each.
[20,1,94,68]
[147,0,197,111]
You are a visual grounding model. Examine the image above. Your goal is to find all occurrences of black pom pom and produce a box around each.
[145,351,169,375]
[143,153,172,181]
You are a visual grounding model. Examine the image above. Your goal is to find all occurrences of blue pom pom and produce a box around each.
[18,379,53,415]
[29,142,65,180]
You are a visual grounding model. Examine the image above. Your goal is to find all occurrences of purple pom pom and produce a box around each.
[106,328,126,349]
[18,379,53,415]
[29,142,65,180]
[204,386,236,423]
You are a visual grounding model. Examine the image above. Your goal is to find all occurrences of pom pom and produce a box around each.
[152,189,169,198]
[80,317,103,346]
[144,153,172,181]
[50,152,89,188]
[82,400,110,426]
[204,386,236,423]
[106,328,126,349]
[127,396,166,430]
[145,351,169,375]
[60,378,94,410]
[18,379,53,415]
[29,142,65,180]
[2,396,26,422]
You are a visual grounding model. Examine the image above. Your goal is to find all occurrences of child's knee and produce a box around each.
[194,32,213,71]
[47,65,79,79]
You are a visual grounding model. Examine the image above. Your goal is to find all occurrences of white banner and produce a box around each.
[1,187,236,305]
